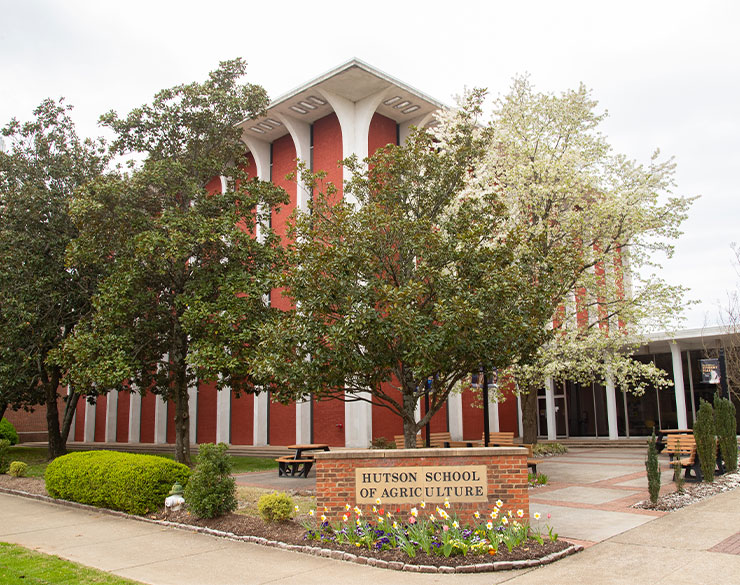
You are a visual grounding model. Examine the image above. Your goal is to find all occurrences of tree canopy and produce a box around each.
[0,98,108,457]
[60,59,287,464]
[253,91,578,446]
[481,77,693,442]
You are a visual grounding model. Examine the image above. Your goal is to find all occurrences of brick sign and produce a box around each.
[355,465,487,504]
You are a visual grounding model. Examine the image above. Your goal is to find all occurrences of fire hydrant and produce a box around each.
[165,482,185,512]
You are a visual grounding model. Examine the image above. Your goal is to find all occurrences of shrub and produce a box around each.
[694,399,717,482]
[714,394,738,473]
[258,492,294,523]
[0,418,19,445]
[184,443,237,519]
[533,442,568,456]
[370,436,396,449]
[0,439,10,474]
[645,430,660,503]
[8,461,28,477]
[45,450,190,514]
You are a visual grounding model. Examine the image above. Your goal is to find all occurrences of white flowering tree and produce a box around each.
[479,76,694,443]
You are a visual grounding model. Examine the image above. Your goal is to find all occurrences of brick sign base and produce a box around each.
[314,447,528,525]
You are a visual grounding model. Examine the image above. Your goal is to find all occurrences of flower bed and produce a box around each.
[302,498,557,560]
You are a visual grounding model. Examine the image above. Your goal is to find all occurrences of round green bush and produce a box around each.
[45,451,190,514]
[184,443,237,519]
[258,492,294,523]
[8,461,28,477]
[0,418,19,445]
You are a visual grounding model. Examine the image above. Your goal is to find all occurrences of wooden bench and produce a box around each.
[664,434,702,481]
[524,444,544,475]
[481,432,516,446]
[656,429,692,453]
[275,456,314,478]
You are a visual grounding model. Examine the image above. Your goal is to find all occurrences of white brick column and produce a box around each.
[105,389,118,443]
[670,341,689,429]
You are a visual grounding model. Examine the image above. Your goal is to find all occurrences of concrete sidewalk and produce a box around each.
[2,487,740,585]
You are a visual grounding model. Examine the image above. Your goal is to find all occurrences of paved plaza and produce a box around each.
[2,447,740,584]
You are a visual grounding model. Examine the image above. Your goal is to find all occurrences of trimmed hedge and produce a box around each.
[0,418,19,445]
[45,451,190,514]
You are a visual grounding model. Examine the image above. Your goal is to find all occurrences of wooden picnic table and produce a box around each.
[276,444,330,478]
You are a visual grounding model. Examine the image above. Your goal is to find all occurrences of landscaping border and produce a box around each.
[0,485,582,573]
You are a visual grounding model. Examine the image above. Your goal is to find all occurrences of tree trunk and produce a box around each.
[44,370,67,459]
[60,391,81,444]
[173,382,191,465]
[0,401,7,422]
[172,328,191,466]
[402,384,419,448]
[521,386,539,445]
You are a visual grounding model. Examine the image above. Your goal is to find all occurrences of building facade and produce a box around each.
[5,61,738,446]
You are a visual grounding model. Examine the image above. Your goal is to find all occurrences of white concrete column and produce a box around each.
[605,372,619,440]
[253,391,269,446]
[344,393,372,448]
[316,86,393,203]
[516,393,523,438]
[128,389,141,443]
[398,112,437,143]
[447,392,464,441]
[105,389,118,443]
[544,378,557,440]
[83,399,95,442]
[242,135,272,246]
[295,399,312,444]
[670,341,689,429]
[154,396,168,444]
[188,381,198,444]
[216,386,231,444]
[275,114,312,212]
[68,386,76,436]
[489,397,500,433]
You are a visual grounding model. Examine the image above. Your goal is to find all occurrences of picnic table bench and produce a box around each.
[276,443,329,478]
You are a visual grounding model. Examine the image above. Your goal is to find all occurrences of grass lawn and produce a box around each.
[0,542,145,585]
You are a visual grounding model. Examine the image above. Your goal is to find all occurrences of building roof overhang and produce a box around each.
[236,58,448,143]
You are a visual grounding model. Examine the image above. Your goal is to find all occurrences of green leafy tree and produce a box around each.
[0,99,107,458]
[254,92,573,447]
[480,77,693,443]
[60,59,287,464]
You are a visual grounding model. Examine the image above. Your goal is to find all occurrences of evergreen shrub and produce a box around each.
[258,492,294,523]
[45,450,190,514]
[184,443,237,519]
[645,431,661,503]
[8,461,28,477]
[714,394,738,473]
[693,399,717,482]
[0,418,19,445]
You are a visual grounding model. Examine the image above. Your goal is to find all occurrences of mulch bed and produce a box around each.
[148,508,569,568]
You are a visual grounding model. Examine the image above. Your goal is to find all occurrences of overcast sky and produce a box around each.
[2,0,738,330]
